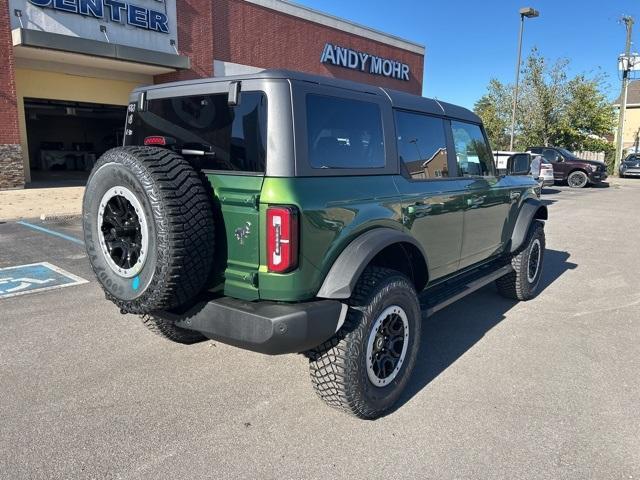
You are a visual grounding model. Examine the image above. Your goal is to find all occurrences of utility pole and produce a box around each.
[614,16,634,175]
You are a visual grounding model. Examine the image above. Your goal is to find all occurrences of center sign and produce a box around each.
[320,43,410,81]
[27,0,170,33]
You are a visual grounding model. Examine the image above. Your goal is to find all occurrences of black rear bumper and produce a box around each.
[157,297,345,355]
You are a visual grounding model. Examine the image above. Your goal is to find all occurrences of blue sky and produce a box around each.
[297,0,639,108]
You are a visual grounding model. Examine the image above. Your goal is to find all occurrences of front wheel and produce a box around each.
[496,220,546,301]
[307,267,422,419]
[567,170,589,188]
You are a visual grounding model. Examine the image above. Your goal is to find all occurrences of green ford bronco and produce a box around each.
[83,70,547,419]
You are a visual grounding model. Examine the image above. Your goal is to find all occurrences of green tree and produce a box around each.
[562,73,616,150]
[473,79,512,150]
[473,49,616,153]
[517,50,569,149]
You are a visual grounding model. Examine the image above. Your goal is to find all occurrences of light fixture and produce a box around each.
[170,39,178,54]
[100,25,110,43]
[509,7,541,150]
[14,9,24,29]
[519,7,540,18]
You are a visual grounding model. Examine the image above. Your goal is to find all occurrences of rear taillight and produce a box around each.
[267,206,298,273]
[144,136,167,146]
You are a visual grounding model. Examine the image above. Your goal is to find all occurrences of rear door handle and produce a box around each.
[407,203,432,217]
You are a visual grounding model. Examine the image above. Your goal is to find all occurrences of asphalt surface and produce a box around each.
[1,181,639,479]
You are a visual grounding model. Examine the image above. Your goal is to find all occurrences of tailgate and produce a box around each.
[207,173,264,300]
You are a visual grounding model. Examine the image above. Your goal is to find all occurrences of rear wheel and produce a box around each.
[83,146,215,314]
[496,220,545,301]
[567,170,589,188]
[307,267,422,419]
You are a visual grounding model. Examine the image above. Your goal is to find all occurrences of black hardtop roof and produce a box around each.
[135,69,480,123]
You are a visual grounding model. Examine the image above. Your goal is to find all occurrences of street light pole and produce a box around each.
[509,7,539,151]
[614,16,634,176]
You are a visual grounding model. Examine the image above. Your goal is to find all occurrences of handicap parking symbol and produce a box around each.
[0,262,88,299]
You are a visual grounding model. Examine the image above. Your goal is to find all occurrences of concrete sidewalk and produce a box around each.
[0,186,84,221]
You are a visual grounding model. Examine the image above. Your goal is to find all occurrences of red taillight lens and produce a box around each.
[267,206,298,273]
[144,136,167,146]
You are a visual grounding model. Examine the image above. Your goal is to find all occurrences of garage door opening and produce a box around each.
[25,99,126,187]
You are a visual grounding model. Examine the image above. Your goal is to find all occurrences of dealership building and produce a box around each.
[0,0,425,190]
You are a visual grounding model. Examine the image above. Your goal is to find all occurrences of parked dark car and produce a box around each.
[620,154,640,178]
[528,147,607,188]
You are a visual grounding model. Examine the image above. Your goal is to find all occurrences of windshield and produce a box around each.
[625,155,640,162]
[556,148,575,159]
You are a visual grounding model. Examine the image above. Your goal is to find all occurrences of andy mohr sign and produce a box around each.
[320,43,410,81]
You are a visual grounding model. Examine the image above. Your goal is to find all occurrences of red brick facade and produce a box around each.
[155,0,215,84]
[156,0,424,94]
[0,0,24,189]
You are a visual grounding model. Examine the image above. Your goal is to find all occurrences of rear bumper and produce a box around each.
[158,297,346,355]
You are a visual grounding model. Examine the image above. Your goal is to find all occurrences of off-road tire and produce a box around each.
[83,146,215,314]
[307,267,422,419]
[141,314,205,344]
[496,220,545,301]
[567,170,589,188]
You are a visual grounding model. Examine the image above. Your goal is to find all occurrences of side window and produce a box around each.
[395,111,449,179]
[542,148,559,163]
[306,94,385,169]
[451,121,495,177]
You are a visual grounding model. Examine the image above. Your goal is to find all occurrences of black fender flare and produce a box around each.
[316,228,428,299]
[510,198,548,253]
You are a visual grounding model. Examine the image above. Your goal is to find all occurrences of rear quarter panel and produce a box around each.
[257,176,403,301]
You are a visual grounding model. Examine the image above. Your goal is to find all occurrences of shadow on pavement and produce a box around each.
[394,249,577,413]
[541,188,562,195]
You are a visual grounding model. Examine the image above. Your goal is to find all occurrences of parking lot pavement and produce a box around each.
[1,181,639,480]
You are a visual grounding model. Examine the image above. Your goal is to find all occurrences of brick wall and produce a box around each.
[213,0,423,94]
[154,0,215,84]
[0,0,24,189]
[156,0,424,94]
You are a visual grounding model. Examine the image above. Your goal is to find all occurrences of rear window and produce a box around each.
[306,94,385,169]
[126,91,267,173]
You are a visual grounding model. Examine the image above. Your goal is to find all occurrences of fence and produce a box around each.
[573,150,605,161]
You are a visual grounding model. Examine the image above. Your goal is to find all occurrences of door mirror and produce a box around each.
[555,154,563,162]
[507,154,531,175]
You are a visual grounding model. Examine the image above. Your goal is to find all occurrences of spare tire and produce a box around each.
[82,146,215,314]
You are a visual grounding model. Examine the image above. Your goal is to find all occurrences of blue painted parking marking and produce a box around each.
[17,221,84,246]
[0,262,88,299]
